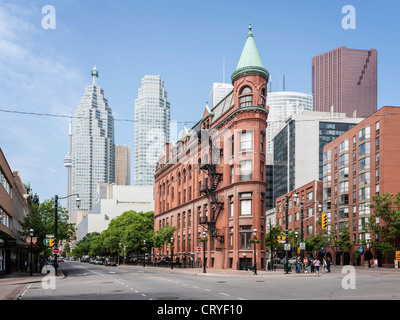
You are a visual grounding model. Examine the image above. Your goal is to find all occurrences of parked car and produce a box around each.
[80,257,89,263]
[58,257,64,262]
[94,259,103,265]
[89,258,96,264]
[104,258,117,266]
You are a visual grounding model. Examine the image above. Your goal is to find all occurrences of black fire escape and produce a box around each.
[198,130,224,243]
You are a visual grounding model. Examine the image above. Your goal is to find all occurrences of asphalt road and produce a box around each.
[19,261,400,302]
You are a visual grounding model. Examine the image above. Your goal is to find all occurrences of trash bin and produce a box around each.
[394,260,399,269]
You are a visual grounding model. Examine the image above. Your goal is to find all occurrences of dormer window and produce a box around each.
[239,86,253,107]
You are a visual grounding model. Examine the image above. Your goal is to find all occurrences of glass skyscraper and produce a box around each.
[134,75,170,186]
[71,67,115,214]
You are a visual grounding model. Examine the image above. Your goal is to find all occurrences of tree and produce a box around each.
[19,199,76,254]
[363,192,400,257]
[154,225,177,251]
[102,210,154,256]
[71,232,101,257]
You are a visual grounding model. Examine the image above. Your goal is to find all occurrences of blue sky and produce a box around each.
[0,0,399,206]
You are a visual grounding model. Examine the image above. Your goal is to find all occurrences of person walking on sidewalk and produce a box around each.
[313,258,320,274]
[326,257,332,273]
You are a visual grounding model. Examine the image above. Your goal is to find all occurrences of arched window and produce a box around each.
[239,86,253,107]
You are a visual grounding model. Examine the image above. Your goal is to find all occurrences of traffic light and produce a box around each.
[321,213,327,230]
[49,238,55,247]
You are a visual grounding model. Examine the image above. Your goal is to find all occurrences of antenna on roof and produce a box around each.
[223,57,225,83]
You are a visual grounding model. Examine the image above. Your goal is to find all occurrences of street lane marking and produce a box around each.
[219,292,230,296]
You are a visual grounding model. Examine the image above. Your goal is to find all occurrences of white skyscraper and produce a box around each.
[208,82,233,109]
[266,91,313,154]
[134,75,170,186]
[71,67,115,214]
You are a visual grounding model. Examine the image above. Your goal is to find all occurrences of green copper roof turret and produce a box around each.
[231,23,269,83]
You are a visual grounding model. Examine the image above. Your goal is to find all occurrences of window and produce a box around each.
[239,86,253,107]
[358,157,370,171]
[260,132,265,153]
[240,193,252,215]
[240,225,252,249]
[359,126,370,142]
[339,139,349,153]
[359,142,370,157]
[229,196,234,217]
[230,135,234,157]
[240,131,253,151]
[229,165,234,183]
[239,160,252,181]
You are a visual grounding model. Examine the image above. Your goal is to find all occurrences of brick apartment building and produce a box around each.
[322,106,400,267]
[154,24,269,270]
[275,180,323,259]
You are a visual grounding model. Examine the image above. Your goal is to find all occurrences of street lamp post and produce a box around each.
[201,231,208,273]
[54,194,80,276]
[284,192,298,274]
[143,240,146,267]
[252,228,258,275]
[170,237,174,270]
[29,228,34,276]
[300,201,322,265]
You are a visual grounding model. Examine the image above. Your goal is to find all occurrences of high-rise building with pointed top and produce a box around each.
[134,75,170,186]
[71,67,115,215]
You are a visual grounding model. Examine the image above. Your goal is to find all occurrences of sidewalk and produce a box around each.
[0,269,64,300]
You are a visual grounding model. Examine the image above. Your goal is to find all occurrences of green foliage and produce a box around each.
[19,199,76,253]
[363,192,400,256]
[153,225,177,250]
[72,210,155,257]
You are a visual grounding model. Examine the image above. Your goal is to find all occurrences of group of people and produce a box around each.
[295,256,332,274]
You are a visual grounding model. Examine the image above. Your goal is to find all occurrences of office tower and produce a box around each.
[71,67,115,214]
[209,83,233,109]
[115,145,131,185]
[63,107,73,219]
[134,75,170,186]
[312,46,377,118]
[266,91,313,154]
[272,110,364,203]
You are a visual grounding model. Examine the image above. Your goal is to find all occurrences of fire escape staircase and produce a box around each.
[197,130,224,243]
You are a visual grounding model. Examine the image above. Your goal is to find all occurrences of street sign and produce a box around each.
[46,234,55,238]
[44,238,55,247]
[358,246,364,254]
[396,251,400,262]
[277,236,286,243]
[300,242,306,250]
[52,247,59,255]
[284,244,291,251]
[197,246,202,253]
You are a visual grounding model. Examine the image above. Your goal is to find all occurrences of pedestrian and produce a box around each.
[39,258,45,273]
[326,257,332,273]
[24,260,28,273]
[303,258,308,273]
[309,257,315,273]
[313,258,320,274]
[322,258,327,273]
[296,256,301,273]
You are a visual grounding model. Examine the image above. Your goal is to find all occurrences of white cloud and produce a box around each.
[0,1,84,200]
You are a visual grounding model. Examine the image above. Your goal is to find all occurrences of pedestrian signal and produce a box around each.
[321,213,327,230]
